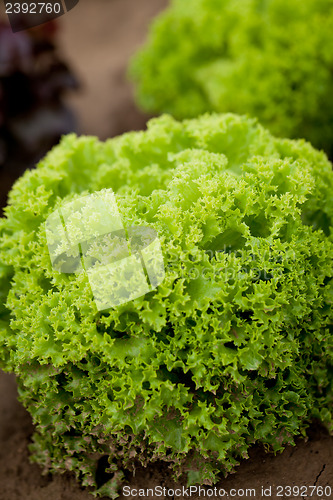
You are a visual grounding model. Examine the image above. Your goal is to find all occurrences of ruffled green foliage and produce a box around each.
[131,0,333,156]
[0,114,332,497]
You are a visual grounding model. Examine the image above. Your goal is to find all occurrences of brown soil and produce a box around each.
[0,370,332,500]
[0,1,332,499]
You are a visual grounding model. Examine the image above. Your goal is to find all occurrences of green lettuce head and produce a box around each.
[0,114,332,497]
[131,0,333,157]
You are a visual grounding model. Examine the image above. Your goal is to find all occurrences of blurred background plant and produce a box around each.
[131,0,333,159]
[0,19,78,208]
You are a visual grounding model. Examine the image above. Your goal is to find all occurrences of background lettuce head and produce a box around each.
[131,0,333,157]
